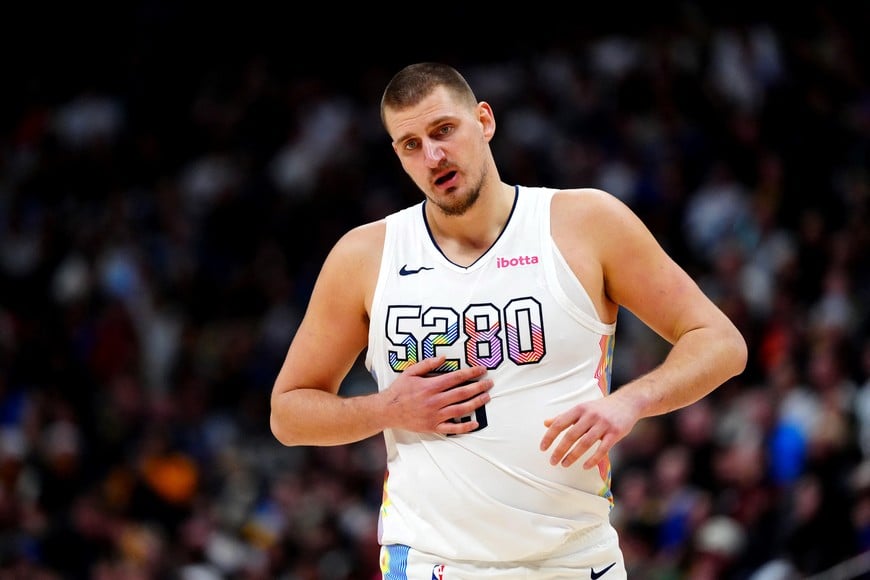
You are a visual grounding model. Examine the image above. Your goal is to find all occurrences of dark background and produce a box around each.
[0,2,868,579]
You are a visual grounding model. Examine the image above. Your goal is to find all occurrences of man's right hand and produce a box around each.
[382,355,492,435]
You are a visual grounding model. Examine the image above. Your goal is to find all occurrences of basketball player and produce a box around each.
[270,62,747,579]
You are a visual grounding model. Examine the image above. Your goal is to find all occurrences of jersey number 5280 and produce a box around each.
[385,299,547,373]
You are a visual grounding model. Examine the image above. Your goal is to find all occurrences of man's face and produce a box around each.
[385,87,492,216]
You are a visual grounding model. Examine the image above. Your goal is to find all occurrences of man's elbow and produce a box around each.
[270,392,303,446]
[270,412,295,446]
[726,326,749,378]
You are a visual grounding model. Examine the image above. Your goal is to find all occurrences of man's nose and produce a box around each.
[423,140,445,166]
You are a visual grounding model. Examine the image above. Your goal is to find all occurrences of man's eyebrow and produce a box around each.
[393,130,415,146]
[394,115,456,145]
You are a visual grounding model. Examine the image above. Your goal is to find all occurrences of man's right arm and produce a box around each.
[269,223,382,446]
[269,222,493,447]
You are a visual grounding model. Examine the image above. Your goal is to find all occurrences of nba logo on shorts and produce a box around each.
[431,564,445,579]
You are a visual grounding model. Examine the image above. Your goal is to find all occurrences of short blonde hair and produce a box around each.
[380,62,478,129]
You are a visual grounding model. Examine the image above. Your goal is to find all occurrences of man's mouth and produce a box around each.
[435,170,457,187]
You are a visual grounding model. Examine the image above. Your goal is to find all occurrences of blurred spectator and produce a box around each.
[0,3,868,578]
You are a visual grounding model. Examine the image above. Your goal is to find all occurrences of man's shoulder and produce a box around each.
[339,219,387,248]
[552,187,611,200]
[551,187,627,214]
[325,221,386,290]
[550,187,643,243]
[337,199,425,252]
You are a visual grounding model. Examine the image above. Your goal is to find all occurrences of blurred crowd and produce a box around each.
[1,3,869,579]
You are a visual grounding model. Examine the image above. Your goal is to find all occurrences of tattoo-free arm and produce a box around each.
[541,189,747,468]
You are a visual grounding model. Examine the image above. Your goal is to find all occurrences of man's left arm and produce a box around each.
[541,189,747,468]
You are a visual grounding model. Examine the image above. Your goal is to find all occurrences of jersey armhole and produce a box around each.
[540,189,617,336]
[365,215,397,373]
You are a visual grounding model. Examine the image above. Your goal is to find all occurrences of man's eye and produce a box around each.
[404,141,419,151]
[439,125,452,136]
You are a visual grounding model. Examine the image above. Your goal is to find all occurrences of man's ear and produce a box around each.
[478,101,496,140]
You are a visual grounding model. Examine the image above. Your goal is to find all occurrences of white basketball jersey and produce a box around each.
[366,186,619,564]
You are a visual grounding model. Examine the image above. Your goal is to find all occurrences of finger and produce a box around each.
[582,435,615,470]
[456,364,489,384]
[441,390,490,421]
[430,365,489,389]
[549,432,581,466]
[440,378,492,404]
[550,423,599,466]
[539,417,566,451]
[434,419,481,435]
[410,355,447,376]
[558,436,593,467]
[557,421,613,467]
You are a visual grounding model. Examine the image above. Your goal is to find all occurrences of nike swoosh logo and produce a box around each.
[399,265,434,276]
[590,562,616,579]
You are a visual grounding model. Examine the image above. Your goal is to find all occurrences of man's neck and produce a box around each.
[426,182,515,266]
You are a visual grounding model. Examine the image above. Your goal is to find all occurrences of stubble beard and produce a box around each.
[429,164,487,217]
